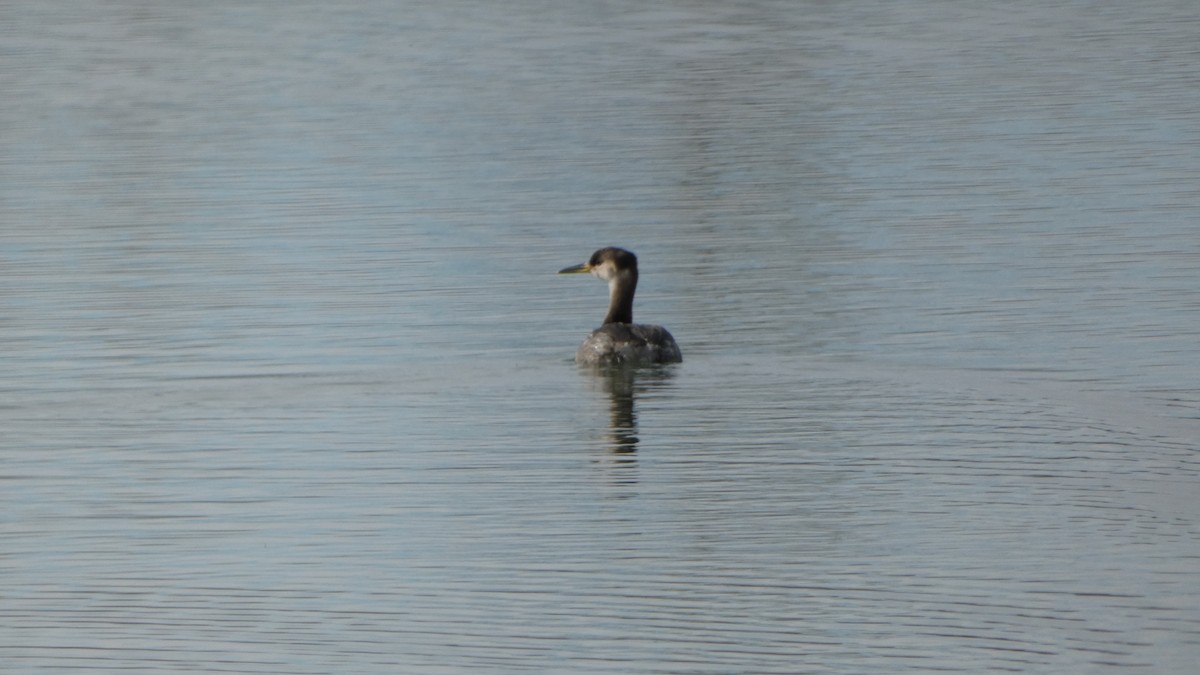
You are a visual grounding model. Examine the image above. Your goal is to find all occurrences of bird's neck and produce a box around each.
[603,273,636,325]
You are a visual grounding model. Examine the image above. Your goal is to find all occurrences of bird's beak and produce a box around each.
[558,262,591,274]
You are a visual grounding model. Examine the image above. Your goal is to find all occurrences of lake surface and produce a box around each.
[3,1,1198,672]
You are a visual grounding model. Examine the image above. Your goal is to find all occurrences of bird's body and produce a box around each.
[574,322,682,365]
[559,247,682,366]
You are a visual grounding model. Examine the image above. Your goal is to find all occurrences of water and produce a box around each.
[2,1,1198,672]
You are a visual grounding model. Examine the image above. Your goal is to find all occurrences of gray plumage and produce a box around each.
[575,322,682,365]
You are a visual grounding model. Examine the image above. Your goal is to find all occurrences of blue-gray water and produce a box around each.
[3,1,1199,672]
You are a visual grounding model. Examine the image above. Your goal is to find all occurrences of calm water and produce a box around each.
[3,1,1199,672]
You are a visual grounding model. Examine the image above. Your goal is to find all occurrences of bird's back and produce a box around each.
[576,322,682,365]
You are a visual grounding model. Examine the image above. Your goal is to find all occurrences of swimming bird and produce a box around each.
[559,247,682,365]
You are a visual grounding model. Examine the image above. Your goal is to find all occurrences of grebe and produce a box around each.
[559,247,682,365]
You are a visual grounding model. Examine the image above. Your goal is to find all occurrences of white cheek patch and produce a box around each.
[590,262,615,281]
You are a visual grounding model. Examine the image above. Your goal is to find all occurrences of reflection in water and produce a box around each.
[583,364,677,461]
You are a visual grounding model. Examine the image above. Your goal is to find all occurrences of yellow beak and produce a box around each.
[558,263,591,274]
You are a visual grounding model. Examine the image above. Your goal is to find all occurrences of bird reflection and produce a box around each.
[583,365,676,480]
[598,365,641,455]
